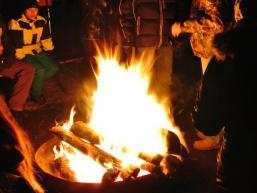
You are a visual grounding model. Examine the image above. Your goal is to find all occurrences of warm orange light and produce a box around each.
[53,45,186,183]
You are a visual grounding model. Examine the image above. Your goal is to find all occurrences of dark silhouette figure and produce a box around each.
[192,0,257,192]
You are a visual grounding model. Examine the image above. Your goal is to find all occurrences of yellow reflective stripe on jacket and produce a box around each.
[15,44,42,59]
[9,14,53,59]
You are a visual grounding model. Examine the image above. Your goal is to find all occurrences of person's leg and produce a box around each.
[153,44,173,106]
[121,45,136,62]
[0,62,35,111]
[155,44,173,87]
[193,58,224,150]
[35,52,59,80]
[25,55,46,101]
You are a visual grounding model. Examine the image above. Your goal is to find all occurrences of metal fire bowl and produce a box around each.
[35,137,177,193]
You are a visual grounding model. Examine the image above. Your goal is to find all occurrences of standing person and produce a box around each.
[171,0,225,150]
[118,0,191,107]
[193,0,257,192]
[0,14,35,118]
[80,0,114,64]
[9,0,59,105]
[0,90,45,193]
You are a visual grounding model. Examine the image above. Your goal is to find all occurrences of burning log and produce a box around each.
[140,162,162,176]
[50,143,78,181]
[53,156,77,182]
[138,153,163,165]
[102,165,140,183]
[139,153,183,178]
[119,165,140,181]
[102,168,120,184]
[70,123,184,177]
[70,121,101,144]
[50,125,140,181]
[50,125,122,168]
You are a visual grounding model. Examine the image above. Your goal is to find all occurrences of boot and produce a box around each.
[195,130,207,139]
[193,137,220,150]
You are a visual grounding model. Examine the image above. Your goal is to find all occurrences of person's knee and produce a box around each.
[52,62,59,73]
[26,63,35,74]
[20,63,35,77]
[35,67,46,79]
[46,63,59,79]
[48,61,59,77]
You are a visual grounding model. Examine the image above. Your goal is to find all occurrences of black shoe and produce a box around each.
[31,95,47,105]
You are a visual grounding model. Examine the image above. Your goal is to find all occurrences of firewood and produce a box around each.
[101,168,119,183]
[70,121,101,144]
[138,152,163,165]
[50,125,122,168]
[119,165,140,180]
[53,156,77,181]
[50,125,141,181]
[140,162,162,176]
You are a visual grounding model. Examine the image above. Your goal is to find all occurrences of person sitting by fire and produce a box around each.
[0,87,45,193]
[192,0,257,192]
[0,14,35,121]
[8,0,59,105]
[80,0,114,65]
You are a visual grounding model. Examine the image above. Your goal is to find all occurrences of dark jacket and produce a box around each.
[192,18,257,192]
[81,0,114,41]
[119,0,191,47]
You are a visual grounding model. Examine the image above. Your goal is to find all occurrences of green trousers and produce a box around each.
[25,52,59,97]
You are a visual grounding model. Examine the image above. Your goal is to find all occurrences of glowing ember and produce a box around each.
[53,46,186,183]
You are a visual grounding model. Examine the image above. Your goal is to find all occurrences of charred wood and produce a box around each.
[50,126,140,181]
[140,162,162,176]
[101,168,119,184]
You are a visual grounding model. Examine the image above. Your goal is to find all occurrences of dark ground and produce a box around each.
[18,55,218,193]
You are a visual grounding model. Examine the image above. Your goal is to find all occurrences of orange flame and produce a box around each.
[53,45,186,183]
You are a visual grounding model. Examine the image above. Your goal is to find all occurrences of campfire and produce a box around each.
[35,46,187,185]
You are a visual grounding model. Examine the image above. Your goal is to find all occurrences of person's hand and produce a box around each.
[171,22,182,38]
[45,50,55,59]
